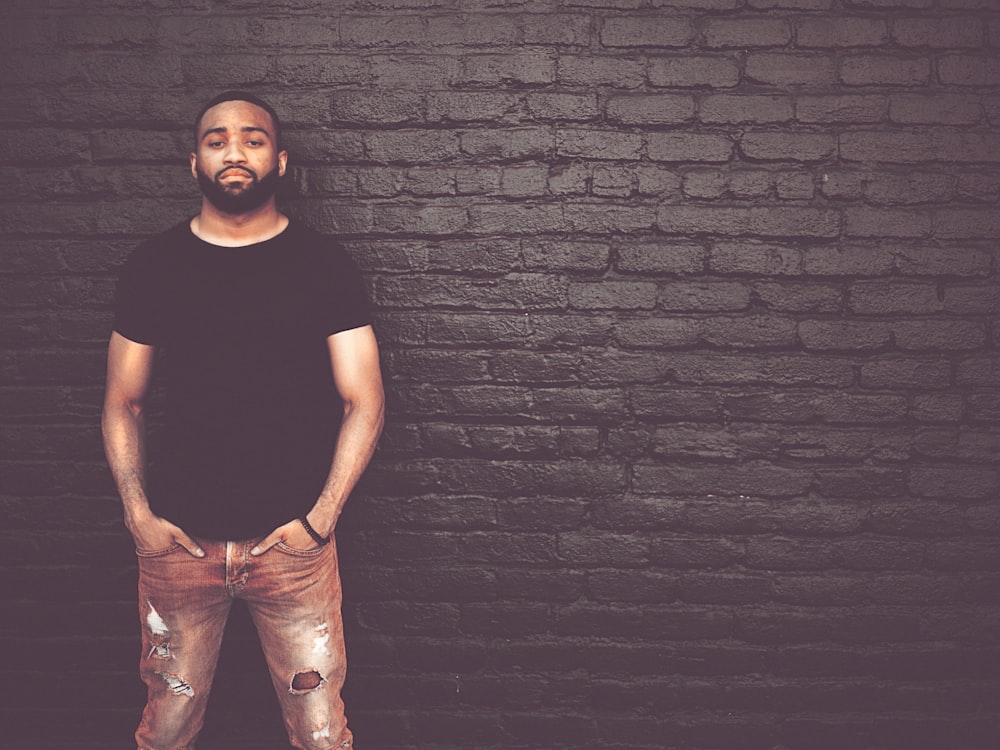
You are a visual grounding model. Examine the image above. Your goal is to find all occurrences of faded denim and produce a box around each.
[134,536,352,750]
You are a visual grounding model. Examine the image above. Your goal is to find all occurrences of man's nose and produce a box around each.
[222,141,247,162]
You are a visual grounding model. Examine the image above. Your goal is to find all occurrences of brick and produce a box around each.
[659,281,751,311]
[700,94,794,123]
[647,132,734,162]
[939,55,1000,86]
[845,207,932,238]
[864,174,955,205]
[606,94,695,125]
[564,202,658,233]
[839,54,932,86]
[709,242,802,275]
[849,281,942,314]
[649,56,740,88]
[681,170,726,199]
[860,357,952,389]
[889,94,982,125]
[467,203,568,235]
[458,51,555,86]
[341,15,424,46]
[568,281,658,310]
[799,320,892,351]
[636,461,813,496]
[657,206,840,238]
[590,164,635,197]
[703,17,791,48]
[893,320,986,351]
[775,172,816,199]
[740,132,836,162]
[424,14,521,47]
[892,16,985,48]
[750,0,832,6]
[753,281,843,312]
[746,53,837,86]
[366,129,461,164]
[332,91,424,124]
[796,17,887,47]
[556,54,645,88]
[957,355,1000,387]
[935,209,1000,239]
[556,128,643,160]
[0,129,91,165]
[426,91,521,123]
[525,93,600,122]
[600,16,695,48]
[910,466,998,500]
[840,130,1000,164]
[368,55,460,88]
[942,283,1000,313]
[616,242,705,274]
[797,94,885,123]
[461,127,554,160]
[522,14,592,46]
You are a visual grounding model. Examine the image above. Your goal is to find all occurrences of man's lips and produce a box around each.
[218,168,255,179]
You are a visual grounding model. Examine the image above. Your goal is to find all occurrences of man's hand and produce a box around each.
[250,517,322,556]
[129,510,205,558]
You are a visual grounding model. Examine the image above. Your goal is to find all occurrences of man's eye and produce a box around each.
[208,141,225,148]
[247,140,263,146]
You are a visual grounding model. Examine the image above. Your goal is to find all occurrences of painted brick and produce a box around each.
[746,53,838,86]
[839,54,932,85]
[891,16,985,48]
[703,17,792,48]
[606,94,695,125]
[647,132,734,162]
[648,55,739,88]
[938,54,1000,86]
[6,2,1000,747]
[740,132,837,161]
[700,94,794,123]
[600,16,695,48]
[796,17,888,47]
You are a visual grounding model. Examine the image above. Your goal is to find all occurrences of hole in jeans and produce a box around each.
[291,670,323,691]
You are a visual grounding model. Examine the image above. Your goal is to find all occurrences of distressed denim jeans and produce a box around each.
[134,536,353,750]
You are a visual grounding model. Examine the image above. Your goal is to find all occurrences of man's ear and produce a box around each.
[190,153,198,180]
[278,150,288,177]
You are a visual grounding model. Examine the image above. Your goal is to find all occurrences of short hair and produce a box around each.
[193,91,282,149]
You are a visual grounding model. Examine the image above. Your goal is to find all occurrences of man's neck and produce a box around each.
[190,201,289,247]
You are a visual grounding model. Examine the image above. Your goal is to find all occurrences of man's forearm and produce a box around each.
[102,401,155,528]
[308,396,385,537]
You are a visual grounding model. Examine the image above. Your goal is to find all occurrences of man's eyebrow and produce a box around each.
[200,125,272,141]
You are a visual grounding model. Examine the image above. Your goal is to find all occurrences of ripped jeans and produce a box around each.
[134,536,353,750]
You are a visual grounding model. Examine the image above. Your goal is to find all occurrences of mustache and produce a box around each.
[216,166,257,180]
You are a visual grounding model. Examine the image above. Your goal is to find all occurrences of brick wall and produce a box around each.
[2,0,999,748]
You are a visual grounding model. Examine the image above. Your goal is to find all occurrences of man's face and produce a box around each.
[190,100,287,215]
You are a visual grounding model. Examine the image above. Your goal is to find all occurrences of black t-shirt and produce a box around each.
[113,219,370,540]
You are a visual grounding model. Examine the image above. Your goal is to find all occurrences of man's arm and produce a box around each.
[102,332,204,557]
[251,324,385,554]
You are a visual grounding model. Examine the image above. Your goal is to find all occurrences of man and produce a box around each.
[102,91,384,750]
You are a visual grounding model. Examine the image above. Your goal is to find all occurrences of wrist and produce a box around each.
[298,514,330,546]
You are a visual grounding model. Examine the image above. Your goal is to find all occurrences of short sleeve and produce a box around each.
[112,244,164,345]
[315,244,372,336]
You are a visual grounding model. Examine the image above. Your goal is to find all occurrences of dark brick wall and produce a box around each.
[2,1,999,748]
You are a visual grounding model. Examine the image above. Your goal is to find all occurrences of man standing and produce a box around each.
[102,91,383,750]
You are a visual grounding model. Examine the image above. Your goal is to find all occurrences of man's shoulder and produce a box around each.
[119,220,193,273]
[284,220,355,265]
[130,219,194,256]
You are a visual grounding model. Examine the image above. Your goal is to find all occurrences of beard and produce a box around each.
[196,161,281,215]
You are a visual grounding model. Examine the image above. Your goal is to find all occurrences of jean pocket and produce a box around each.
[135,543,183,558]
[275,540,326,557]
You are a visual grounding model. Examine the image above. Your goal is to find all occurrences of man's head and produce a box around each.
[190,91,287,215]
